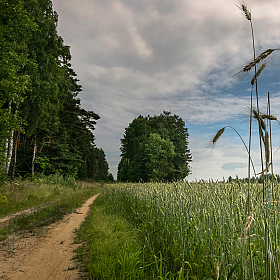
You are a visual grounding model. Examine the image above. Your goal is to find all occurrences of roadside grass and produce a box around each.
[75,187,186,280]
[0,175,101,240]
[75,194,146,280]
[0,174,80,217]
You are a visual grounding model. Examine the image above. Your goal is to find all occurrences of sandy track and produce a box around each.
[0,193,100,280]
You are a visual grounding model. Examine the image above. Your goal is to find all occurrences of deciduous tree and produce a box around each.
[118,111,191,182]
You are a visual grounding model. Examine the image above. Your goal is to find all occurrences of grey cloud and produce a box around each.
[52,0,280,179]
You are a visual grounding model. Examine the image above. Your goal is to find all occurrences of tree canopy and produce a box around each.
[117,111,192,182]
[0,0,112,181]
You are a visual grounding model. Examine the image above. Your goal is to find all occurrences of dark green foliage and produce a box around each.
[144,133,176,181]
[21,0,62,136]
[0,0,37,176]
[0,0,110,181]
[227,174,280,184]
[117,111,192,182]
[78,147,110,181]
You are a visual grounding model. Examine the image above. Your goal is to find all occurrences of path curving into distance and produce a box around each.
[0,193,100,280]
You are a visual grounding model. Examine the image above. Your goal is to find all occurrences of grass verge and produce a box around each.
[0,176,102,241]
[75,194,146,280]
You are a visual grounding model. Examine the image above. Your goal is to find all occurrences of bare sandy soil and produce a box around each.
[0,193,100,280]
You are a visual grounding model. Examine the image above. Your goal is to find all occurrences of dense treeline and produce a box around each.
[227,174,280,184]
[118,111,192,182]
[0,0,111,180]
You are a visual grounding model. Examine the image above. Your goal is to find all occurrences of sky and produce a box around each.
[51,0,280,181]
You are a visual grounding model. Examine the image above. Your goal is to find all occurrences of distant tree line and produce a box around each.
[0,0,111,181]
[118,111,192,182]
[227,174,280,184]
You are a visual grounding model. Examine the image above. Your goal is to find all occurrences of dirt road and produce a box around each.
[0,193,100,280]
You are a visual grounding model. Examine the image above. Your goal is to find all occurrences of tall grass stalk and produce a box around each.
[212,2,280,278]
[242,4,278,277]
[268,92,280,277]
[242,3,257,277]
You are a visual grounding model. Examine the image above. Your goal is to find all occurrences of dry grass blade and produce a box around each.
[237,1,251,21]
[211,127,225,145]
[243,49,276,72]
[251,62,267,85]
[256,167,268,175]
[240,212,254,239]
[244,212,254,232]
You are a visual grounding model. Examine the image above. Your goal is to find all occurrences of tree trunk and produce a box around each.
[4,140,8,160]
[4,102,11,171]
[11,132,20,180]
[5,102,18,175]
[5,131,14,174]
[32,137,37,177]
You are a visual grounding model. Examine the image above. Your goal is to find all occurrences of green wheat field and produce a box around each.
[75,180,280,279]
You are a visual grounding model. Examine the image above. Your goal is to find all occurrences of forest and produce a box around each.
[0,0,111,181]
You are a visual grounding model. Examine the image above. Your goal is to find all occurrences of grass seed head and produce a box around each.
[212,127,225,145]
[243,49,275,72]
[260,114,277,121]
[265,131,270,171]
[237,1,251,20]
[251,62,267,85]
